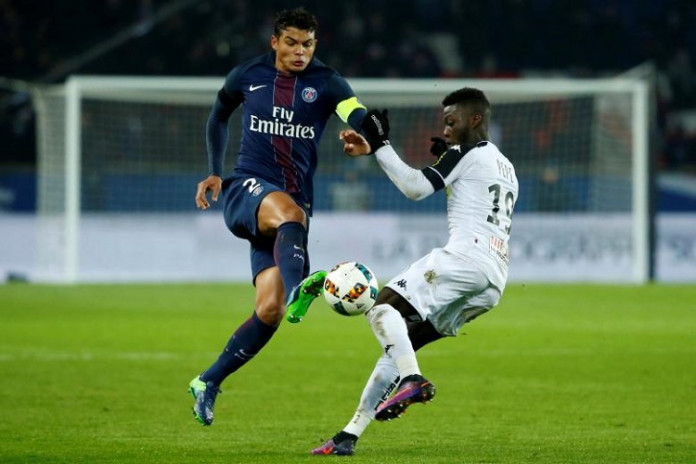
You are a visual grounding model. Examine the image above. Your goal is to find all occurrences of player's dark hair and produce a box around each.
[273,7,319,36]
[442,87,490,114]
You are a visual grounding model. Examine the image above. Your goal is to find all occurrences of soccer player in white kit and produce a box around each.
[312,88,519,456]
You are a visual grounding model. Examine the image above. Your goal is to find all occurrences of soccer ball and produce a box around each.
[323,261,379,316]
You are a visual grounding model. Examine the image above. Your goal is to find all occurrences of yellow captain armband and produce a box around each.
[335,97,367,123]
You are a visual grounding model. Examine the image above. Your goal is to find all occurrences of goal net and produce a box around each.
[32,77,649,283]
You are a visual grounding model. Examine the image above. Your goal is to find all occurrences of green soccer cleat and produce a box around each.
[189,376,221,426]
[285,270,327,323]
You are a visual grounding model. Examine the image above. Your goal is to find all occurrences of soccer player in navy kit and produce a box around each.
[189,8,367,426]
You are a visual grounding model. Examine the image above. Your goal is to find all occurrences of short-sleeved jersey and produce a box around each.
[215,52,363,213]
[424,141,518,290]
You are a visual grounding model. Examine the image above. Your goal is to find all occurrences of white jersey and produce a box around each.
[436,141,517,289]
[375,141,518,291]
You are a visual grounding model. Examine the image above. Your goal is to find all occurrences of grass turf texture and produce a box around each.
[1,283,694,463]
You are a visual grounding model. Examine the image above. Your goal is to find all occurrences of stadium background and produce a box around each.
[1,0,695,282]
[1,4,695,463]
[2,1,695,206]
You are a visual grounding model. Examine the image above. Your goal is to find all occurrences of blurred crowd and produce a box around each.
[1,0,695,169]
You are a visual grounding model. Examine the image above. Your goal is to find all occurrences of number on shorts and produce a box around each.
[243,177,260,193]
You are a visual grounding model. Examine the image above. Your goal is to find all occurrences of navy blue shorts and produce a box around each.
[222,175,309,283]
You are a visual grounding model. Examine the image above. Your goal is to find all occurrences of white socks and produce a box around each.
[343,355,399,437]
[342,304,421,438]
[366,303,421,377]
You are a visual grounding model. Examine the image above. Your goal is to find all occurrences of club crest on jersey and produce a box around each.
[301,87,318,103]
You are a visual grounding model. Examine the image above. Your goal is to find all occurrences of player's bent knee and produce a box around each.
[255,302,285,326]
[366,303,394,326]
[254,291,286,325]
[281,205,306,225]
[258,192,307,230]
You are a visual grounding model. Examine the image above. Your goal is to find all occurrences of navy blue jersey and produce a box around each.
[206,52,366,213]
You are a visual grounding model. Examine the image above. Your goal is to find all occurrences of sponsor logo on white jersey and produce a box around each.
[489,236,509,265]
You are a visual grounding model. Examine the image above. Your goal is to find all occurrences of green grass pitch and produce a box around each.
[1,283,694,463]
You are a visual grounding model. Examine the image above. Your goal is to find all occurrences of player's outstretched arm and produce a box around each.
[361,109,436,201]
[195,175,222,210]
[340,130,372,157]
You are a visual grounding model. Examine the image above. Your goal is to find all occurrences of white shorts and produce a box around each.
[385,247,501,337]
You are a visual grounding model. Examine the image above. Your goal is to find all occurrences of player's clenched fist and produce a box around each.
[195,175,222,210]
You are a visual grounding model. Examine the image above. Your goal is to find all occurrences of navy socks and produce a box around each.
[201,311,278,386]
[200,222,307,386]
[274,221,308,300]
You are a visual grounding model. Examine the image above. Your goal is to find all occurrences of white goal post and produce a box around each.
[32,76,650,283]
